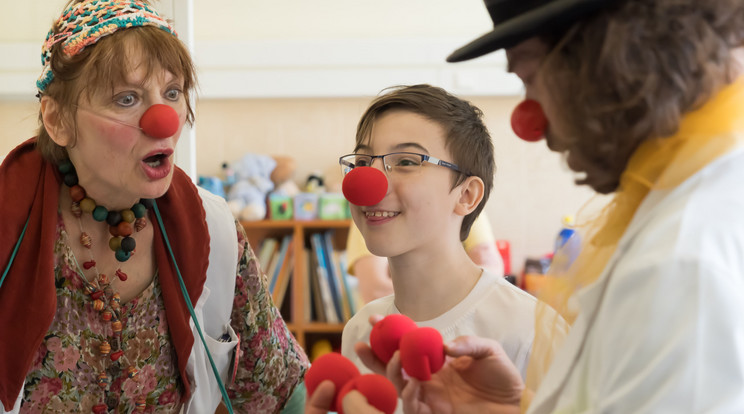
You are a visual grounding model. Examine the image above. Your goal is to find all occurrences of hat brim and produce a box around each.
[447,0,610,62]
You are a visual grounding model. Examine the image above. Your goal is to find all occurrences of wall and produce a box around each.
[0,0,602,273]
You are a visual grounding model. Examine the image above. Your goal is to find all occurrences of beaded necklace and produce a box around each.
[58,160,152,413]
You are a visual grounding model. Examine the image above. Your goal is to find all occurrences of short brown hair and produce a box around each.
[36,17,196,163]
[355,84,495,241]
[541,0,744,193]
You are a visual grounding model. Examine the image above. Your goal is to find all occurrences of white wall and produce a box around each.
[0,0,601,273]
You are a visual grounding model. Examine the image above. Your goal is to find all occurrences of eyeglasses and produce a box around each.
[339,152,469,177]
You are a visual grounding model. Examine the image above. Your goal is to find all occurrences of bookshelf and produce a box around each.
[240,219,351,353]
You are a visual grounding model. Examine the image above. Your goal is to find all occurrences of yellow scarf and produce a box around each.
[523,76,744,411]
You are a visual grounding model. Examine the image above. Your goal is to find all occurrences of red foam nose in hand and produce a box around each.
[139,104,180,139]
[342,166,387,206]
[399,327,445,381]
[510,99,547,142]
[305,352,361,413]
[336,374,398,414]
[370,314,418,364]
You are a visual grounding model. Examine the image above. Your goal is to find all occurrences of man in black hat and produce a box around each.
[399,0,744,413]
[308,0,744,412]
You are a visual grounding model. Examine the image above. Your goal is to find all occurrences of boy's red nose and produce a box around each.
[511,99,547,142]
[139,104,180,139]
[342,167,387,206]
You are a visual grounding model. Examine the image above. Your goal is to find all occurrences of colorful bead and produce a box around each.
[127,366,139,379]
[102,309,112,321]
[117,221,133,237]
[97,372,110,388]
[83,260,96,270]
[110,349,124,361]
[93,299,105,311]
[134,217,147,232]
[99,341,111,355]
[115,249,131,262]
[98,273,109,285]
[121,209,135,223]
[92,403,107,414]
[58,160,73,174]
[132,203,147,218]
[109,236,121,251]
[64,173,79,187]
[92,205,108,222]
[71,202,82,218]
[70,185,85,202]
[115,269,128,281]
[79,197,96,213]
[135,396,147,411]
[80,232,92,248]
[90,290,103,300]
[106,210,122,226]
[111,320,123,333]
[120,236,136,253]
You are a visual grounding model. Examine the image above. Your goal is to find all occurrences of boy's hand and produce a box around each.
[400,336,525,414]
[355,315,388,375]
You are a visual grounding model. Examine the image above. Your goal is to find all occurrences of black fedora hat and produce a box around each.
[447,0,616,62]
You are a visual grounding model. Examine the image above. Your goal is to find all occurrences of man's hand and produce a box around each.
[400,335,525,414]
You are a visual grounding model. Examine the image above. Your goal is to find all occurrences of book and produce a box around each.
[307,246,326,323]
[257,237,278,273]
[310,233,340,323]
[272,238,295,308]
[334,250,355,320]
[264,243,282,289]
[302,248,312,323]
[269,234,293,293]
[319,232,344,320]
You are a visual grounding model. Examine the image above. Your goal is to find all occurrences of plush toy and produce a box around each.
[225,153,297,221]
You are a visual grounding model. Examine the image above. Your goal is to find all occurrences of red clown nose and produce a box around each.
[342,167,387,206]
[139,104,180,139]
[510,99,547,142]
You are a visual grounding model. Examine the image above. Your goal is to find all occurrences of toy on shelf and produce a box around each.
[222,153,297,221]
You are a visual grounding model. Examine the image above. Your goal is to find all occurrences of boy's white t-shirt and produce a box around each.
[341,269,550,382]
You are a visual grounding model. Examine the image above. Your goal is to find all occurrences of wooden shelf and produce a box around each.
[240,219,351,354]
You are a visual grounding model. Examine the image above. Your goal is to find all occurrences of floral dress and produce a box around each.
[21,213,308,413]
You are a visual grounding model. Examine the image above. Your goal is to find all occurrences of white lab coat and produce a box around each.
[4,187,240,414]
[529,148,744,413]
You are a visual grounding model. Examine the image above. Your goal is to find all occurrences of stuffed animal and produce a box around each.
[225,153,297,221]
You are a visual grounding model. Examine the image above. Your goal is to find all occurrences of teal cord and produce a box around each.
[151,200,234,413]
[0,216,30,290]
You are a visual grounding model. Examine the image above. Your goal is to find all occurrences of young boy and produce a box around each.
[339,84,566,396]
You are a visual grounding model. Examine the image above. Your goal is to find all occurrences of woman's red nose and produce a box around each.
[139,104,180,139]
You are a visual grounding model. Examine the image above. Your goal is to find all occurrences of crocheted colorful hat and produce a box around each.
[37,0,177,94]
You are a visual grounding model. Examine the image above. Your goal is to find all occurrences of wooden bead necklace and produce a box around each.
[58,160,151,413]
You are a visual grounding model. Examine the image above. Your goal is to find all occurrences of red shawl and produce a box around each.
[0,138,210,410]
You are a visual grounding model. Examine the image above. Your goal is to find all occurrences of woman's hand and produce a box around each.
[304,380,385,414]
[305,380,336,414]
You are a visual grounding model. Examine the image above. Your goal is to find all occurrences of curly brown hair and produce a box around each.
[36,1,196,163]
[541,0,744,193]
[355,84,495,241]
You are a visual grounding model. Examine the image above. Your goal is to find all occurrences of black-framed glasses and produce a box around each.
[339,152,470,177]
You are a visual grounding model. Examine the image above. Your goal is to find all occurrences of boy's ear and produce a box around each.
[41,96,72,147]
[454,176,485,216]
